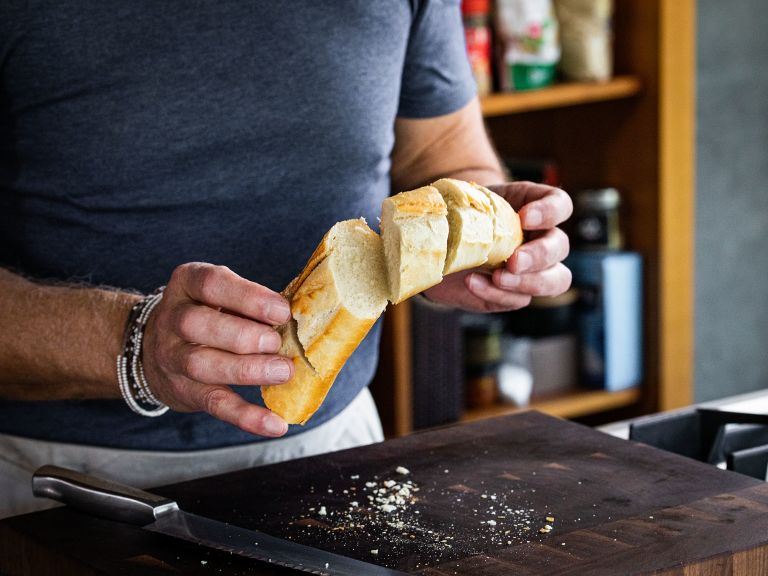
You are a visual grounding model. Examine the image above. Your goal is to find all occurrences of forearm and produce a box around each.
[391,97,507,192]
[0,268,140,400]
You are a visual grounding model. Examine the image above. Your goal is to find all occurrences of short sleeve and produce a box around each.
[397,0,477,119]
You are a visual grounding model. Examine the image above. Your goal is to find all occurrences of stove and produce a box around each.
[600,388,768,481]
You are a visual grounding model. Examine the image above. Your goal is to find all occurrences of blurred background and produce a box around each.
[372,0,768,437]
[695,0,768,402]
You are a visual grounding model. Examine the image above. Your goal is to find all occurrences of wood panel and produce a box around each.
[462,388,642,422]
[480,76,641,116]
[658,0,695,410]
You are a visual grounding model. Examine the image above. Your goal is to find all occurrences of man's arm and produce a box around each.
[0,268,138,400]
[391,96,573,312]
[0,264,293,436]
[391,97,506,191]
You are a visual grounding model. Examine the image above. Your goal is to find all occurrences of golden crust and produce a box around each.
[264,219,385,425]
[481,188,524,266]
[304,309,378,377]
[432,178,493,213]
[261,321,336,425]
[282,232,332,301]
[388,186,448,217]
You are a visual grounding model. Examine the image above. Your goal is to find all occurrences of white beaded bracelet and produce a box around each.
[117,288,169,417]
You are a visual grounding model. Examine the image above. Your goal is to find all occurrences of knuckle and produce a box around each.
[196,266,222,302]
[181,348,207,381]
[171,306,197,340]
[169,263,192,287]
[231,326,257,354]
[201,387,230,416]
[235,358,265,384]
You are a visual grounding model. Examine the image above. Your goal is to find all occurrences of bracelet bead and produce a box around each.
[116,288,169,417]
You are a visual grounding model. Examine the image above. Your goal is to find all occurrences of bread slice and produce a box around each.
[262,219,388,424]
[261,320,331,425]
[432,178,495,275]
[477,187,524,266]
[381,186,449,304]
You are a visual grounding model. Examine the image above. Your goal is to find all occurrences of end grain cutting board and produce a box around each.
[1,411,767,575]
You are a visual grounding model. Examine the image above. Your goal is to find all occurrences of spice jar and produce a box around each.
[572,187,623,250]
[462,0,493,96]
[464,316,503,408]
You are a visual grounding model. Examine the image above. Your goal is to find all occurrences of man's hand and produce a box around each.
[423,181,573,313]
[142,263,293,437]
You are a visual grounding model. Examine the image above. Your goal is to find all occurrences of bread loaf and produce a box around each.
[380,186,449,304]
[431,178,495,274]
[261,320,329,425]
[262,219,388,424]
[477,186,524,267]
[264,180,523,425]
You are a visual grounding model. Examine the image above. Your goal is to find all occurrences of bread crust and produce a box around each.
[263,219,387,425]
[264,181,522,426]
[381,186,449,304]
[433,178,495,274]
[476,186,524,266]
[261,320,336,425]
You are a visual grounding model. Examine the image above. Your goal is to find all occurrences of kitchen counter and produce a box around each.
[600,388,768,439]
[2,411,768,575]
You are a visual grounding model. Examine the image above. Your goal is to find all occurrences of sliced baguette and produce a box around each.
[261,320,331,425]
[381,185,449,304]
[264,180,522,425]
[476,186,524,266]
[262,219,388,424]
[432,178,495,274]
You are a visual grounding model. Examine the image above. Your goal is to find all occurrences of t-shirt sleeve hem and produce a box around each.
[396,82,477,120]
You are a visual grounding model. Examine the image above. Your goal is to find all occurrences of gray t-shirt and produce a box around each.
[0,0,475,449]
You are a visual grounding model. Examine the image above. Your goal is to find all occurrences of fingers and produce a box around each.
[169,343,293,386]
[506,227,570,275]
[464,273,533,312]
[190,384,288,437]
[168,302,282,354]
[169,262,291,326]
[424,270,532,313]
[489,263,572,298]
[138,262,294,437]
[489,181,573,230]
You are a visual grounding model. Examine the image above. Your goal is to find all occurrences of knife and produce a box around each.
[32,465,407,576]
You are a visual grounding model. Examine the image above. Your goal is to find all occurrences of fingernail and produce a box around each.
[468,274,484,292]
[263,413,288,436]
[267,358,291,382]
[259,331,281,353]
[499,271,521,289]
[266,302,291,324]
[515,251,533,273]
[524,209,543,227]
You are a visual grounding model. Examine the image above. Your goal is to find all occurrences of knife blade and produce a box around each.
[32,465,407,576]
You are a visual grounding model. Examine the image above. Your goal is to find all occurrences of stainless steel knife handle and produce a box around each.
[32,465,179,526]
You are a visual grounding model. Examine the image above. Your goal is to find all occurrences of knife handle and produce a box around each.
[32,465,179,526]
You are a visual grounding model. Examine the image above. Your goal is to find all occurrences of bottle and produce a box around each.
[462,0,493,96]
[572,187,623,250]
[464,315,503,408]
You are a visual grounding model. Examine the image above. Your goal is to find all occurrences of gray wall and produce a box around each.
[695,0,768,401]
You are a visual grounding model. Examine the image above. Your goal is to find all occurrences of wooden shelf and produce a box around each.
[372,0,695,438]
[480,75,642,117]
[461,387,643,422]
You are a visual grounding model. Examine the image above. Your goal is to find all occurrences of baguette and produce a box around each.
[264,180,523,425]
[431,178,495,274]
[262,219,388,424]
[475,186,524,267]
[380,185,449,304]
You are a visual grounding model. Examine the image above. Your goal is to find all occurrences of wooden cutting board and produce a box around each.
[1,411,767,575]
